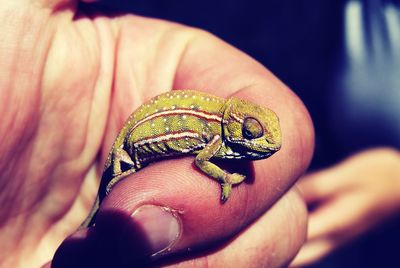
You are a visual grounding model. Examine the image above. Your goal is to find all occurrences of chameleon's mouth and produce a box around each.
[244,145,280,159]
[225,138,281,159]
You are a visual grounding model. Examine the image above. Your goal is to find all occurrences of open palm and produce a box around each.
[0,1,314,267]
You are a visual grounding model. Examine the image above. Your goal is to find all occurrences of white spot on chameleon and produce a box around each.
[192,96,196,99]
[163,107,167,111]
[165,127,169,131]
[171,105,176,110]
[163,118,167,122]
[182,115,187,119]
[206,97,210,101]
[190,105,195,109]
[184,94,188,98]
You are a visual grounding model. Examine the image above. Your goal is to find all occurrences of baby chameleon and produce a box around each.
[81,90,281,228]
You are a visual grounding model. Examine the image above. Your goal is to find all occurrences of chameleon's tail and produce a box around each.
[78,163,139,229]
[79,195,100,229]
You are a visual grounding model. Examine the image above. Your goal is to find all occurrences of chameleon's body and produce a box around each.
[81,90,281,228]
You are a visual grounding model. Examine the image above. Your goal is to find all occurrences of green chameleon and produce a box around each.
[81,90,281,228]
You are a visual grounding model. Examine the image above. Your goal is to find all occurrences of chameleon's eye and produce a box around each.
[242,117,264,139]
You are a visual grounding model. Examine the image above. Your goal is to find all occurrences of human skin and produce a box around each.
[292,148,400,266]
[0,1,313,267]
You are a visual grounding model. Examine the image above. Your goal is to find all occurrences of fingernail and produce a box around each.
[131,205,181,255]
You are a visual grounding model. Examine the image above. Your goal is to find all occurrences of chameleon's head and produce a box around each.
[222,97,281,159]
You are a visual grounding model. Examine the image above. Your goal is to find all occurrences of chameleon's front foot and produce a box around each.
[221,183,232,202]
[220,173,246,202]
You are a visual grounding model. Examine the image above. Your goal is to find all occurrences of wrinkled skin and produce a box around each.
[0,1,313,267]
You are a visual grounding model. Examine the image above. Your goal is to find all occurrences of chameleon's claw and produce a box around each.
[221,183,232,202]
[220,173,246,202]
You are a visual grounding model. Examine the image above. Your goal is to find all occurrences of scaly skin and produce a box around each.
[81,90,281,228]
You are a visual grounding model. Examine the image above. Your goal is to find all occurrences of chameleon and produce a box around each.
[81,90,281,228]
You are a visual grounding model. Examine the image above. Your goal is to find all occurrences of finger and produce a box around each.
[53,22,313,266]
[161,187,308,267]
[290,238,335,267]
[297,168,346,204]
[99,27,312,262]
[53,186,308,267]
[307,192,368,241]
[106,28,312,254]
[297,171,334,204]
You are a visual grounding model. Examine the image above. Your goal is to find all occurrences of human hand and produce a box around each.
[292,148,400,267]
[0,1,313,267]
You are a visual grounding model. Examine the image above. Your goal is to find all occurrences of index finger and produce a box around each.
[54,19,313,266]
[169,27,314,245]
[108,28,312,256]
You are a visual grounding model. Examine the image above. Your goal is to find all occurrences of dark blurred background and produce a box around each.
[81,1,400,267]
